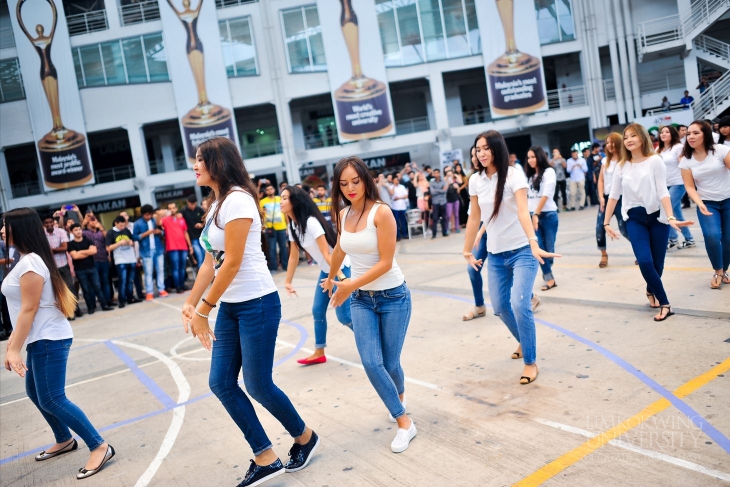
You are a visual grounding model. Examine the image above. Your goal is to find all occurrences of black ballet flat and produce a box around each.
[35,438,77,461]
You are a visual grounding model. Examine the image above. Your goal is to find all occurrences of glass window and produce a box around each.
[101,41,126,85]
[376,2,401,66]
[219,16,258,77]
[143,33,169,81]
[72,49,84,87]
[464,0,480,55]
[304,6,326,69]
[122,37,148,83]
[536,0,575,45]
[419,0,446,61]
[79,45,105,86]
[281,5,326,73]
[442,0,469,58]
[0,58,24,102]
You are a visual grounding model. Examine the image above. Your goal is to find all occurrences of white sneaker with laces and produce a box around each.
[390,420,417,453]
[388,396,407,423]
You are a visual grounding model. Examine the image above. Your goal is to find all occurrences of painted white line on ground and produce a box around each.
[534,418,730,482]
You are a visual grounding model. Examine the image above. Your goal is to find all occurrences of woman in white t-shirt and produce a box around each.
[679,120,730,289]
[604,124,693,321]
[596,132,630,268]
[659,124,695,248]
[321,156,416,454]
[184,138,318,486]
[525,146,559,291]
[462,131,560,385]
[281,185,352,365]
[1,208,114,480]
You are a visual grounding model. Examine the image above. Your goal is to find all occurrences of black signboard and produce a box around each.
[154,186,196,204]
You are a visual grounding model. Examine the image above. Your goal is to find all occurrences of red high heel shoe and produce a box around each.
[297,356,327,365]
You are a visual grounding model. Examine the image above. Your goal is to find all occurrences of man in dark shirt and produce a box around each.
[180,194,205,270]
[404,170,418,210]
[68,224,112,314]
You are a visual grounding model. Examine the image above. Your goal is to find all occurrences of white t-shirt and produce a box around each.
[601,157,619,196]
[527,167,557,213]
[469,166,530,254]
[678,144,730,202]
[0,253,73,346]
[567,157,587,182]
[609,155,670,223]
[391,184,409,211]
[200,189,277,303]
[288,217,350,273]
[659,143,684,186]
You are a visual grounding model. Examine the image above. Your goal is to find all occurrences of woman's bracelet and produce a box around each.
[194,310,209,319]
[201,297,216,308]
[668,215,677,221]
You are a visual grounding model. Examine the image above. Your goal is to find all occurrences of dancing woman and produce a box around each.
[679,120,730,289]
[2,208,114,480]
[596,132,629,267]
[464,145,488,321]
[184,138,318,487]
[281,185,353,365]
[604,124,693,321]
[525,146,559,291]
[658,124,695,249]
[462,131,559,385]
[322,156,416,453]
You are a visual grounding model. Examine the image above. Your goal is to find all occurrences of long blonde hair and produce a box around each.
[604,132,623,169]
[620,123,655,166]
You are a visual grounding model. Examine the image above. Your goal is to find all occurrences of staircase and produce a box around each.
[694,34,730,71]
[691,69,730,119]
[637,0,730,61]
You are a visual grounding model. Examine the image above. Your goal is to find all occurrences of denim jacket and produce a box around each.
[133,218,164,258]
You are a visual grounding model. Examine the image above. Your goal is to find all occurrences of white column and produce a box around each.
[612,0,635,120]
[605,0,626,123]
[428,70,452,155]
[103,0,122,30]
[622,0,643,118]
[683,51,700,102]
[124,123,153,205]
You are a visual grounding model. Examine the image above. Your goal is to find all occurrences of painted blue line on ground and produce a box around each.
[411,289,730,455]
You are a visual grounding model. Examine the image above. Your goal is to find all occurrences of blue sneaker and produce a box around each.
[284,431,320,472]
[237,459,285,487]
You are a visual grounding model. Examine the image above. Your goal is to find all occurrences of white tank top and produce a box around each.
[339,203,405,291]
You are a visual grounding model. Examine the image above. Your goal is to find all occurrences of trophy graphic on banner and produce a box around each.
[334,0,392,141]
[487,0,546,115]
[17,0,92,189]
[166,0,235,164]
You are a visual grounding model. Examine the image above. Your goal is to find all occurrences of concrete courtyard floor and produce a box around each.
[1,207,728,487]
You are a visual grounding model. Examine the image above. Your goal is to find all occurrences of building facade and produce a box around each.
[1,0,728,220]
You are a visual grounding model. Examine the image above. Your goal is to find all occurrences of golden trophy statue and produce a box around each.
[487,0,546,115]
[334,0,392,141]
[166,0,234,164]
[17,0,92,189]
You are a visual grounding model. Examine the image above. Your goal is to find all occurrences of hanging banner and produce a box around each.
[475,0,548,119]
[159,0,239,165]
[9,0,94,191]
[316,0,395,142]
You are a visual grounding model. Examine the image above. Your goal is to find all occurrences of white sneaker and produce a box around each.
[388,396,407,423]
[390,420,417,453]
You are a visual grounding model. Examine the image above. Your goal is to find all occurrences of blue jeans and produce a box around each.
[94,260,111,304]
[75,267,107,311]
[626,207,671,305]
[167,250,188,289]
[115,263,135,303]
[596,195,630,250]
[265,229,288,271]
[534,211,558,282]
[393,210,408,239]
[467,226,488,307]
[313,268,353,348]
[487,246,539,365]
[191,239,205,270]
[26,339,104,451]
[142,253,166,294]
[668,185,694,241]
[698,198,730,271]
[209,292,305,455]
[350,282,411,419]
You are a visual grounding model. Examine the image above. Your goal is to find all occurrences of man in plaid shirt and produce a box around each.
[43,215,82,318]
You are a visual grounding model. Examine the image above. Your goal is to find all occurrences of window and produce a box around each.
[73,33,170,88]
[375,0,480,67]
[0,58,24,103]
[219,16,259,77]
[536,0,575,45]
[281,5,326,73]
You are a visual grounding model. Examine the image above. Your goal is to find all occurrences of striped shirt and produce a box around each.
[45,227,69,268]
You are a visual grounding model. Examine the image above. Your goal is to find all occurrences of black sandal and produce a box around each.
[541,282,557,291]
[654,305,674,322]
[646,293,659,309]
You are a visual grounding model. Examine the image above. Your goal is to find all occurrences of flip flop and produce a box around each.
[541,282,558,291]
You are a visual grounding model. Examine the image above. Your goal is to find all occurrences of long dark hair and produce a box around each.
[331,156,382,233]
[718,116,730,145]
[474,130,509,222]
[3,208,76,317]
[658,124,680,152]
[282,185,337,249]
[525,146,551,192]
[682,120,716,159]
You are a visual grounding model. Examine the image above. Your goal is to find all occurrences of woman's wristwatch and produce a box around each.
[668,215,677,221]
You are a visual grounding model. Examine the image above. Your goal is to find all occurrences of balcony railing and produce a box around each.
[603,79,616,101]
[119,1,160,26]
[691,69,730,119]
[148,156,187,175]
[694,34,730,63]
[67,10,109,36]
[242,140,283,159]
[11,181,42,198]
[547,85,587,110]
[216,0,257,9]
[0,26,15,49]
[395,116,430,135]
[94,165,136,183]
[462,108,492,126]
[638,66,686,94]
[645,103,692,115]
[305,132,340,150]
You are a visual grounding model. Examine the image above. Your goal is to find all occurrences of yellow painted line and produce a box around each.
[513,358,730,487]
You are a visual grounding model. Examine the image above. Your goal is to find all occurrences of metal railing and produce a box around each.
[67,10,109,36]
[148,156,187,174]
[119,1,160,26]
[395,116,430,135]
[691,69,730,119]
[546,85,587,110]
[242,140,283,159]
[11,181,42,198]
[94,165,136,184]
[638,66,686,94]
[304,132,340,150]
[216,0,257,8]
[694,34,730,63]
[0,26,15,49]
[645,103,693,115]
[462,108,492,125]
[603,79,616,101]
